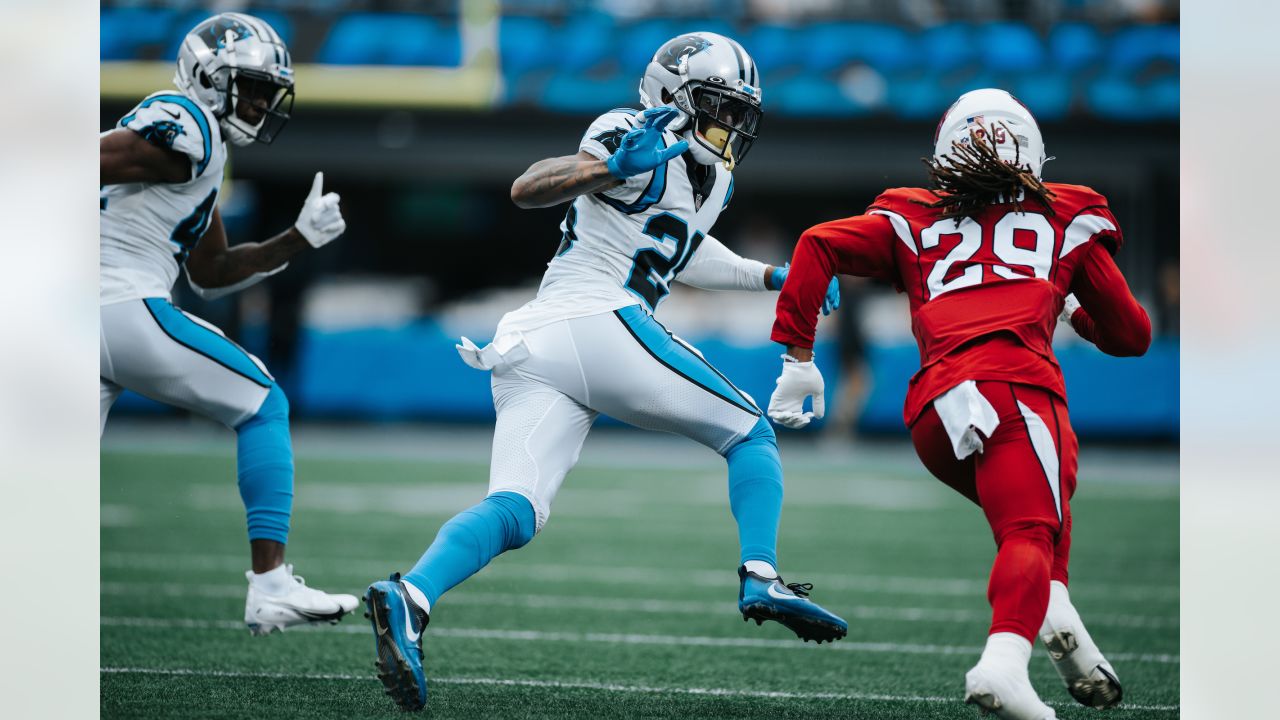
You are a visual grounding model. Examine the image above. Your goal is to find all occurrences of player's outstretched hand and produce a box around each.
[770,264,842,316]
[296,171,347,248]
[768,355,825,429]
[606,106,690,179]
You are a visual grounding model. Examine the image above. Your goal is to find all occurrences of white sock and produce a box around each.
[980,632,1033,672]
[250,564,293,596]
[1041,580,1103,663]
[401,579,432,615]
[744,560,778,579]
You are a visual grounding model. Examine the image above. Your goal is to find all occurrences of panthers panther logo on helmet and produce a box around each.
[654,35,712,74]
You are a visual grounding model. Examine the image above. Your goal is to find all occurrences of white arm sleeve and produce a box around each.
[676,235,769,291]
[184,263,288,301]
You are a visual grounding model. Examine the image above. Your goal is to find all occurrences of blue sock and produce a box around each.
[402,491,536,608]
[724,417,783,568]
[234,384,294,545]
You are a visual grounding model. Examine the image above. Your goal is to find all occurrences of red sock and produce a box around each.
[988,522,1054,642]
[1051,511,1072,586]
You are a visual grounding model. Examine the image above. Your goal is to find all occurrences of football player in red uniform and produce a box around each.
[768,89,1151,720]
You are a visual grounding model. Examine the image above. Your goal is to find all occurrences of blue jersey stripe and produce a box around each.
[119,94,214,177]
[614,305,760,416]
[143,299,272,388]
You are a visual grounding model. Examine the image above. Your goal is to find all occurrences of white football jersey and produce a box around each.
[101,91,227,305]
[497,108,735,335]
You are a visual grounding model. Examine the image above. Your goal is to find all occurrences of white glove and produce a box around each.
[1059,293,1081,324]
[295,171,346,248]
[768,354,825,429]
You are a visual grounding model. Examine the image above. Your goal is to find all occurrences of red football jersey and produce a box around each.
[772,183,1149,427]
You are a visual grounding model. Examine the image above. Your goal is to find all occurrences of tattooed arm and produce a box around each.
[509,151,624,209]
[185,208,310,289]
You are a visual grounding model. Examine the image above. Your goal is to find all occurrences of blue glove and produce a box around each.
[606,106,690,179]
[771,264,841,316]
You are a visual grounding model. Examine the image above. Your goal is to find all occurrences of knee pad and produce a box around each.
[724,416,777,458]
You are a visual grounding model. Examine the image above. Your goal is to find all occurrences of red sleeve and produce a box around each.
[1068,243,1151,357]
[771,214,897,349]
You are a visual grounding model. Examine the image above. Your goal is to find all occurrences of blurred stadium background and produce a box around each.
[100,0,1178,439]
[101,2,1179,716]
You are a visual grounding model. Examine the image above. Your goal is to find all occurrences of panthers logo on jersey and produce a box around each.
[136,119,186,149]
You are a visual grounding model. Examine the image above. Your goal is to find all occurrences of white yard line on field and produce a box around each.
[99,666,1179,712]
[99,581,1179,629]
[100,551,1180,603]
[99,616,1179,665]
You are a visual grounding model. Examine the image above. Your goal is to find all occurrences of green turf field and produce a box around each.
[101,426,1178,719]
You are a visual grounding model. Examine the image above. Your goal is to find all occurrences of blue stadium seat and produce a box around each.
[500,15,555,77]
[1086,75,1145,120]
[1108,25,1179,74]
[541,72,637,114]
[1087,73,1178,121]
[1147,75,1179,118]
[1010,72,1073,121]
[748,24,802,77]
[618,18,679,74]
[770,74,864,117]
[552,12,618,74]
[1049,22,1103,72]
[101,8,176,61]
[978,22,1044,72]
[317,14,460,67]
[920,23,978,72]
[801,22,916,75]
[885,73,949,120]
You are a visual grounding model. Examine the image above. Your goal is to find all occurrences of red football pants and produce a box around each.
[911,381,1079,642]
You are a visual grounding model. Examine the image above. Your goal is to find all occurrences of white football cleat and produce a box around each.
[244,564,359,636]
[1039,581,1123,709]
[964,664,1057,720]
[964,633,1057,720]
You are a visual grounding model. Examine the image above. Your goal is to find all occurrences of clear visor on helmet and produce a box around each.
[226,69,294,144]
[688,83,762,166]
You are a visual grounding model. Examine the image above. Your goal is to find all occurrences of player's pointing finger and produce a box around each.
[308,171,324,200]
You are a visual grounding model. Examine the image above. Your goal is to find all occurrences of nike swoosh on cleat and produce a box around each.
[294,608,347,622]
[398,592,420,643]
[766,584,797,601]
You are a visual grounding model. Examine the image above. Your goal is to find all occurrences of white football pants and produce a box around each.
[100,298,274,434]
[477,305,764,530]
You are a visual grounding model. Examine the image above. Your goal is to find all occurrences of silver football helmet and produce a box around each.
[174,13,295,146]
[639,32,763,169]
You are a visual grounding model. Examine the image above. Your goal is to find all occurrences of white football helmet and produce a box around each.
[174,13,295,146]
[639,32,763,169]
[933,89,1047,178]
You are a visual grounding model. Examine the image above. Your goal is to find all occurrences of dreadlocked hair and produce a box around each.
[915,121,1056,221]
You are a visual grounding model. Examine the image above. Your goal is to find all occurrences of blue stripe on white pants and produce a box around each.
[143,298,273,388]
[612,305,760,416]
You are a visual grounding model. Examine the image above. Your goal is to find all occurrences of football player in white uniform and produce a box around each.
[363,32,846,711]
[100,13,357,634]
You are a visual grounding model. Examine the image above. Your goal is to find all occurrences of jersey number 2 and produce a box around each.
[919,212,1054,300]
[626,213,704,310]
